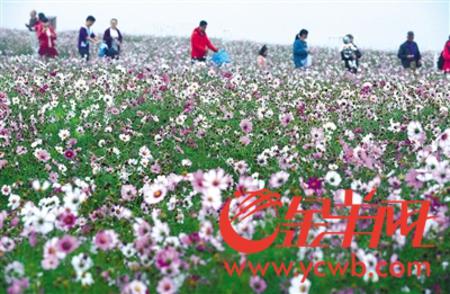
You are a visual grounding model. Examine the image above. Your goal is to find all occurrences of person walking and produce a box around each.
[103,18,123,59]
[293,29,309,69]
[190,20,219,62]
[397,31,422,69]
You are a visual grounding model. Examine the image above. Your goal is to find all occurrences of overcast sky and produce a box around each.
[0,0,449,50]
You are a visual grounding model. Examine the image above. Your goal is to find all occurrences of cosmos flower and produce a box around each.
[156,277,177,294]
[249,276,267,293]
[121,184,138,201]
[56,235,79,255]
[34,148,51,162]
[269,171,290,188]
[288,275,311,294]
[203,168,230,191]
[94,230,119,251]
[325,171,342,187]
[240,119,253,133]
[143,183,167,205]
[64,149,77,160]
[124,280,147,294]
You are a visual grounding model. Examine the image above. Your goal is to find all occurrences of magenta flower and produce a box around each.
[306,177,322,192]
[63,149,76,160]
[57,210,77,231]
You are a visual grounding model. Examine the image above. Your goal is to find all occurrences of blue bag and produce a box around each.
[211,49,230,66]
[98,43,109,57]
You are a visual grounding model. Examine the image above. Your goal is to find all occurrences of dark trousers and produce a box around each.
[79,47,90,61]
[191,57,206,63]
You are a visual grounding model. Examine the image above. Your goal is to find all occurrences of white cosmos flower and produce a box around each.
[32,179,50,192]
[407,121,424,141]
[143,183,167,205]
[325,171,342,187]
[63,185,87,212]
[58,129,70,141]
[203,168,229,191]
[78,271,94,286]
[8,194,21,210]
[71,253,93,274]
[201,188,222,210]
[126,280,147,294]
[30,208,56,235]
[288,274,311,294]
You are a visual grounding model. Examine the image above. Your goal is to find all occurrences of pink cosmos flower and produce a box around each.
[41,256,59,270]
[56,235,79,255]
[240,135,251,145]
[191,171,205,193]
[155,247,181,269]
[57,210,77,231]
[94,229,118,251]
[151,163,161,174]
[240,119,253,133]
[156,277,176,294]
[405,169,423,190]
[7,278,29,294]
[250,276,267,294]
[34,148,51,162]
[280,113,294,127]
[121,184,137,201]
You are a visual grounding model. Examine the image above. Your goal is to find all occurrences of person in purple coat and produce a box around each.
[78,15,98,60]
[103,18,123,59]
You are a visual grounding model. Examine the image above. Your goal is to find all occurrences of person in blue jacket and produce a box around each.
[397,31,422,69]
[293,29,309,68]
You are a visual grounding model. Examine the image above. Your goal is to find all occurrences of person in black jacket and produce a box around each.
[103,18,123,58]
[398,31,421,69]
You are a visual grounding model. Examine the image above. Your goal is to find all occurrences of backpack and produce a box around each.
[437,52,444,70]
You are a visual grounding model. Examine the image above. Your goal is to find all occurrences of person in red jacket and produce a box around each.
[442,36,450,73]
[190,20,218,62]
[38,17,58,59]
[34,13,46,36]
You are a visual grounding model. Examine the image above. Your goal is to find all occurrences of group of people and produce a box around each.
[26,10,123,60]
[24,13,450,73]
[254,29,450,73]
[78,16,123,60]
[26,10,58,58]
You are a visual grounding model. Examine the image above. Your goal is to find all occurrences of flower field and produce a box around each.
[0,29,449,294]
